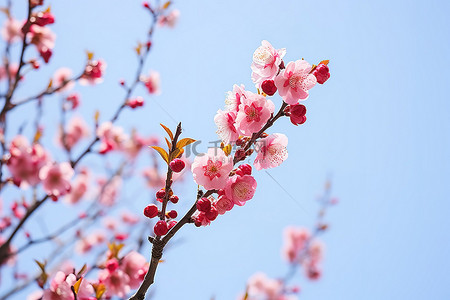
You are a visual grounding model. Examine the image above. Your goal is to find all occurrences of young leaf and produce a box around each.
[164,137,172,150]
[170,148,180,161]
[86,51,94,61]
[176,138,196,150]
[162,1,171,9]
[73,278,82,294]
[320,59,330,65]
[160,123,173,140]
[77,264,87,277]
[149,146,169,164]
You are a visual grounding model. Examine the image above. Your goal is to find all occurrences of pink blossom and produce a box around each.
[120,251,148,289]
[122,132,148,158]
[28,24,56,60]
[304,260,321,281]
[53,68,75,92]
[158,9,180,28]
[307,240,325,263]
[121,211,140,224]
[246,272,284,300]
[251,40,286,88]
[141,71,161,94]
[103,217,118,231]
[98,176,122,206]
[74,277,95,300]
[60,117,89,150]
[224,174,257,206]
[39,162,73,198]
[42,271,75,300]
[75,231,105,254]
[6,135,49,187]
[142,167,165,189]
[98,268,130,298]
[0,63,19,81]
[65,93,80,110]
[80,60,106,85]
[96,122,128,153]
[254,133,288,170]
[1,18,23,43]
[224,84,247,112]
[282,226,310,263]
[64,171,89,204]
[214,109,239,144]
[214,195,234,215]
[235,92,274,136]
[191,148,233,190]
[274,60,316,105]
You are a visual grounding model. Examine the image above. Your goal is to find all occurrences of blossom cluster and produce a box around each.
[189,40,330,226]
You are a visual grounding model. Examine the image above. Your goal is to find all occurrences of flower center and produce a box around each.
[253,47,272,65]
[244,104,263,122]
[203,159,222,180]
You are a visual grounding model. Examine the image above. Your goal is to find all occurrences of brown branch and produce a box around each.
[130,101,288,299]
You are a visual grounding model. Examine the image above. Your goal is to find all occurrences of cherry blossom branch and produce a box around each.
[0,0,33,121]
[0,6,162,263]
[130,100,290,299]
[12,73,83,107]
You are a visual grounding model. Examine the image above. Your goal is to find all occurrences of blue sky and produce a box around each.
[2,0,450,299]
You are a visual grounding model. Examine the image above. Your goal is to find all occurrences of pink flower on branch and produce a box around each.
[80,60,106,85]
[251,40,286,89]
[254,133,288,170]
[274,60,316,105]
[39,162,74,199]
[235,92,275,136]
[52,68,75,92]
[141,70,161,95]
[214,109,239,145]
[191,148,233,190]
[1,18,23,43]
[6,135,49,187]
[224,174,257,206]
[28,24,56,63]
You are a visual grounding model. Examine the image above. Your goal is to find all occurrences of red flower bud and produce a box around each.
[156,189,166,199]
[169,158,185,173]
[168,220,177,229]
[154,220,168,236]
[288,104,307,126]
[32,12,55,26]
[143,204,158,218]
[205,207,218,221]
[261,80,277,96]
[167,210,178,219]
[196,198,211,213]
[312,63,330,84]
[169,195,179,203]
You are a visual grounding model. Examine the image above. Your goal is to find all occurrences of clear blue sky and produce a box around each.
[3,0,450,299]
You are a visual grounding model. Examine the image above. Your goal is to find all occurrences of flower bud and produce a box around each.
[196,198,211,213]
[154,220,168,236]
[169,195,179,203]
[289,104,307,126]
[169,158,185,173]
[261,80,277,96]
[143,204,158,218]
[312,63,330,84]
[205,207,218,221]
